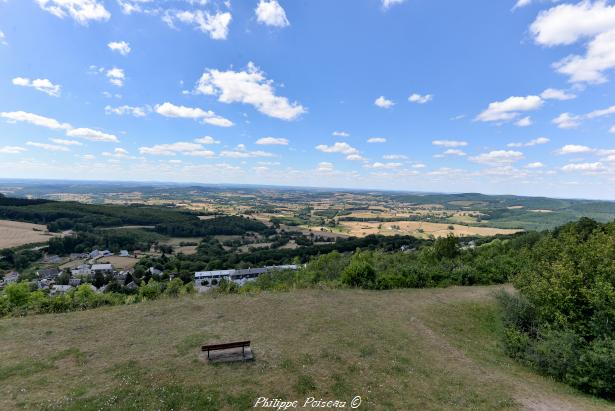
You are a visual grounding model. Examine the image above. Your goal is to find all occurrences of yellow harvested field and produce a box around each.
[0,220,59,248]
[95,256,140,270]
[340,221,522,238]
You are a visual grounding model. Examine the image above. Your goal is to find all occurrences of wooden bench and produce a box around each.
[201,340,251,361]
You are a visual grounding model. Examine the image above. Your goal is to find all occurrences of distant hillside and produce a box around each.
[0,287,610,410]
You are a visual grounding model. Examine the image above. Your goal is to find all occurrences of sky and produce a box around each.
[1,0,615,199]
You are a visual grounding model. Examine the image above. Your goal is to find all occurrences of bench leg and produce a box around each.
[242,346,245,358]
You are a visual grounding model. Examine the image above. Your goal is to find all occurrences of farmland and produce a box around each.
[0,219,59,248]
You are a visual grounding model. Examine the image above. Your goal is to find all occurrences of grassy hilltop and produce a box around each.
[0,286,610,410]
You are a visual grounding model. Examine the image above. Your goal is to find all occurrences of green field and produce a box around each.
[0,286,610,410]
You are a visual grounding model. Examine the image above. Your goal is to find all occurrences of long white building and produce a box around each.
[194,265,298,288]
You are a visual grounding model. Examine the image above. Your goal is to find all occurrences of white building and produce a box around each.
[194,265,298,288]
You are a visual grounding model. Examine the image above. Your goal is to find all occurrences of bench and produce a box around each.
[201,340,251,361]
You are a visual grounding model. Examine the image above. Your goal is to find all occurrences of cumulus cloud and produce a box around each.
[476,95,543,122]
[383,154,408,160]
[562,162,604,172]
[515,116,533,127]
[367,162,402,169]
[50,138,82,146]
[139,142,204,156]
[106,67,125,87]
[432,140,468,147]
[374,96,394,109]
[526,162,545,169]
[443,149,466,156]
[315,142,359,155]
[507,137,550,147]
[166,10,232,40]
[332,131,349,137]
[0,30,7,46]
[220,145,274,158]
[66,128,119,142]
[367,137,386,143]
[108,41,131,55]
[0,111,71,130]
[155,102,233,127]
[382,0,405,9]
[12,77,61,96]
[194,136,220,145]
[540,88,576,100]
[470,150,524,165]
[408,93,433,104]
[195,62,305,120]
[26,141,69,152]
[316,162,334,172]
[531,1,615,84]
[553,104,615,129]
[105,105,149,117]
[0,146,27,154]
[255,0,289,27]
[35,0,110,25]
[557,144,594,154]
[256,137,288,145]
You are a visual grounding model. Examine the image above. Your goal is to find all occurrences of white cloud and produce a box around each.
[66,128,119,142]
[383,154,407,160]
[108,41,131,55]
[256,137,288,145]
[470,150,524,165]
[367,162,402,169]
[382,0,405,9]
[346,154,366,161]
[513,0,532,10]
[540,88,576,100]
[106,67,125,87]
[432,140,468,148]
[476,95,543,122]
[0,111,71,130]
[255,0,289,27]
[367,137,386,143]
[105,105,149,117]
[102,147,131,159]
[0,30,7,46]
[195,62,305,120]
[0,146,26,154]
[26,141,69,152]
[443,149,466,156]
[586,105,615,119]
[408,93,433,104]
[168,10,232,40]
[554,29,615,84]
[194,136,220,145]
[332,131,349,137]
[35,0,110,25]
[515,116,533,127]
[507,137,550,147]
[374,96,394,109]
[610,125,615,134]
[530,1,615,46]
[315,142,359,155]
[557,144,594,154]
[220,148,274,158]
[562,162,604,172]
[553,112,581,129]
[155,102,234,127]
[526,162,545,169]
[50,138,82,146]
[316,162,334,172]
[12,77,61,96]
[139,142,204,156]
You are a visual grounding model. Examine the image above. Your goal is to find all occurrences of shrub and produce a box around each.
[341,261,376,289]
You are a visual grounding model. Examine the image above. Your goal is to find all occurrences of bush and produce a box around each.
[341,260,376,289]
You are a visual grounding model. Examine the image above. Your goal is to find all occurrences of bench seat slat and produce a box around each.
[201,341,250,351]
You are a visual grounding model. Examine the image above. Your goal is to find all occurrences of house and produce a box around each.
[148,267,162,276]
[50,284,72,296]
[44,255,62,264]
[101,250,112,257]
[125,281,138,292]
[69,253,88,260]
[119,250,130,257]
[89,249,100,259]
[37,268,60,280]
[4,271,20,284]
[71,264,92,277]
[194,265,298,289]
[68,278,82,287]
[91,264,113,276]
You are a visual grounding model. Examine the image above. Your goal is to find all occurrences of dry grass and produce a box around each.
[95,256,140,270]
[0,286,610,410]
[0,219,60,248]
[340,221,521,238]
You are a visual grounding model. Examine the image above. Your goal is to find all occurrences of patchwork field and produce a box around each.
[0,219,59,248]
[0,286,610,410]
[340,221,522,238]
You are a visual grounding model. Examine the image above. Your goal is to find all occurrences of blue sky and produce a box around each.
[1,0,615,199]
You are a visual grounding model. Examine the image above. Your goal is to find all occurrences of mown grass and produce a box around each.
[0,286,612,410]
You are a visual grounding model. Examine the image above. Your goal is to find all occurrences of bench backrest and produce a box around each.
[202,340,251,351]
